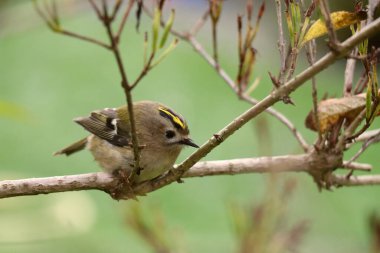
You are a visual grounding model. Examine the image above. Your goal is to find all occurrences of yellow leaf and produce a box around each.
[302,11,366,44]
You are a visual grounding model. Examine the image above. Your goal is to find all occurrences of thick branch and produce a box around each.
[0,172,116,199]
[0,154,376,199]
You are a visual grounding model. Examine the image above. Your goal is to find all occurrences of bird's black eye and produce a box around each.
[165,130,176,139]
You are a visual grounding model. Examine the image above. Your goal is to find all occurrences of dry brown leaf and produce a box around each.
[302,11,367,44]
[305,94,367,133]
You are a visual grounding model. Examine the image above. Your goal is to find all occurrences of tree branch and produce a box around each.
[342,161,372,171]
[275,0,286,83]
[354,129,380,142]
[115,0,135,42]
[133,17,380,196]
[344,49,357,96]
[319,0,341,51]
[332,174,380,187]
[346,131,380,165]
[0,154,375,199]
[60,29,111,49]
[0,172,115,199]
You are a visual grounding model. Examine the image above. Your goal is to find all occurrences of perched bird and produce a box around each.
[55,101,199,183]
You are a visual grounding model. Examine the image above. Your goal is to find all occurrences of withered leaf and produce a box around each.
[302,11,367,45]
[305,94,367,133]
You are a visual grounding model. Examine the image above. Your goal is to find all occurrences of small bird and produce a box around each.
[55,101,199,183]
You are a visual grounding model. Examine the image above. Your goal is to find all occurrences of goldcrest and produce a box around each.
[55,101,199,183]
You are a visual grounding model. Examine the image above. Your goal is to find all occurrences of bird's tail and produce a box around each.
[53,137,88,156]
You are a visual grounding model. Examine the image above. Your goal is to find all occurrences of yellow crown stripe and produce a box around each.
[159,107,186,130]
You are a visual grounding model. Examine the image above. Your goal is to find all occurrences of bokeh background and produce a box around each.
[1,1,380,252]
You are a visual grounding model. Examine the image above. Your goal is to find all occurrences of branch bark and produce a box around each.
[0,154,376,199]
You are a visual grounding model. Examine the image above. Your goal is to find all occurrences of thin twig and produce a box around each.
[130,53,155,90]
[110,0,123,21]
[306,40,321,142]
[61,30,111,49]
[189,8,210,36]
[354,129,380,142]
[209,0,221,65]
[331,174,380,187]
[101,7,142,178]
[342,161,372,171]
[115,0,135,42]
[337,108,366,149]
[344,49,358,96]
[285,48,299,82]
[242,94,309,152]
[353,70,368,94]
[33,1,57,30]
[319,0,341,51]
[275,0,286,84]
[34,1,111,49]
[211,19,219,65]
[347,110,374,141]
[188,36,235,90]
[346,131,380,165]
[88,0,103,20]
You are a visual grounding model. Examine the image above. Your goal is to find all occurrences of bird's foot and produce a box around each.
[109,169,138,200]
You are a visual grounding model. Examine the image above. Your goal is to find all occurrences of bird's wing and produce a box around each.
[74,108,131,147]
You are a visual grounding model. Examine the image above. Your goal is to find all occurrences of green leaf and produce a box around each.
[152,8,161,53]
[159,9,175,49]
[285,10,294,47]
[151,39,179,69]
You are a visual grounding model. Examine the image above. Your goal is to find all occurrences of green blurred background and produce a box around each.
[1,1,380,252]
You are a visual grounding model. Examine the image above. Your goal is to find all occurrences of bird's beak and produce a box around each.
[179,138,199,148]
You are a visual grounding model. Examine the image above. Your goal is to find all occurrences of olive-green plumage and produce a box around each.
[55,101,198,183]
